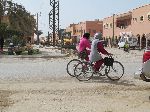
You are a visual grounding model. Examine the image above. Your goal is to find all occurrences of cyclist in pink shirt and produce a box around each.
[78,33,91,61]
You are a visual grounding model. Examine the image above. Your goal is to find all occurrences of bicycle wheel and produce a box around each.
[74,62,93,81]
[66,59,81,77]
[106,61,124,81]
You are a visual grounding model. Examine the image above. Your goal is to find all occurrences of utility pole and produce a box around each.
[36,12,41,45]
[36,13,39,45]
[112,14,115,39]
[49,0,59,46]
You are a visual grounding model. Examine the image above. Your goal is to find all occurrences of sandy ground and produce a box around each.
[0,48,150,112]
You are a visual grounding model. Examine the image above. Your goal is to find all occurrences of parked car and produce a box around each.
[118,36,138,49]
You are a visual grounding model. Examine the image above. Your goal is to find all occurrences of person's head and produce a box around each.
[83,33,90,39]
[94,32,103,40]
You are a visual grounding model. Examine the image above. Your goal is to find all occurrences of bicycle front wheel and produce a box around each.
[74,62,93,81]
[106,61,124,81]
[66,59,81,77]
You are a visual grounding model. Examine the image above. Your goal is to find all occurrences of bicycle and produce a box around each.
[66,49,88,77]
[74,55,124,81]
[66,58,82,77]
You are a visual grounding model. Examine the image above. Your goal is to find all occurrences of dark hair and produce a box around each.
[83,33,90,39]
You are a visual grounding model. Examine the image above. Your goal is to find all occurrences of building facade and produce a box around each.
[103,4,150,48]
[66,20,103,37]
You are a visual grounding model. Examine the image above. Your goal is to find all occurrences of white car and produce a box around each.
[118,36,138,49]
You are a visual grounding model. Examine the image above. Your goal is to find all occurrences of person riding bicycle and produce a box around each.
[89,32,112,73]
[77,33,91,61]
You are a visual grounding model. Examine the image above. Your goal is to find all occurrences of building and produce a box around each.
[66,20,103,37]
[103,4,150,48]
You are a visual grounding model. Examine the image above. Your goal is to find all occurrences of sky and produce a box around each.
[12,0,150,36]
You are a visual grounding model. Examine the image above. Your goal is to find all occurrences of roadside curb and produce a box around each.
[0,54,69,59]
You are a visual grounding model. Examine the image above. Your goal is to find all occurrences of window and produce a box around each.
[133,18,137,22]
[103,25,106,29]
[106,23,109,28]
[140,16,144,21]
[104,23,108,29]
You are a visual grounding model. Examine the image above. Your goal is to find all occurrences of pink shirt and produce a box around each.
[78,37,91,52]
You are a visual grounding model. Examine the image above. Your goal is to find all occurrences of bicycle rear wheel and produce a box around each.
[106,61,124,81]
[74,62,93,81]
[66,59,81,77]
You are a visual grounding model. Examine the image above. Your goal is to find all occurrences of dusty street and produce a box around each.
[0,48,150,112]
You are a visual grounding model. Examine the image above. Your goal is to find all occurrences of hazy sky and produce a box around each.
[12,0,150,36]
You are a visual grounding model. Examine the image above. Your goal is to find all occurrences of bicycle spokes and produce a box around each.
[106,61,124,81]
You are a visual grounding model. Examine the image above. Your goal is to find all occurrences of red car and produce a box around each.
[140,49,150,82]
[143,49,150,63]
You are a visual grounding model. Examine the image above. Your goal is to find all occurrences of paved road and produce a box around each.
[0,57,70,79]
[0,48,144,80]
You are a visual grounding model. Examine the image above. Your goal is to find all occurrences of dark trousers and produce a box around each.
[94,59,104,71]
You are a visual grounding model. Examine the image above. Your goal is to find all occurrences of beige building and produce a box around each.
[103,4,150,48]
[66,20,103,37]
